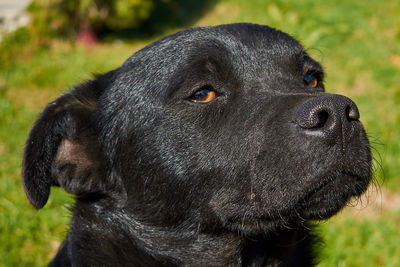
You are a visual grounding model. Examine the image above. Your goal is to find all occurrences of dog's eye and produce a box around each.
[189,88,217,103]
[304,73,319,88]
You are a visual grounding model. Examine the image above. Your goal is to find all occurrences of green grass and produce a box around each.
[1,0,400,266]
[319,209,400,267]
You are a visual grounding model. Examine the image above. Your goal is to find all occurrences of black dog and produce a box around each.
[22,23,372,266]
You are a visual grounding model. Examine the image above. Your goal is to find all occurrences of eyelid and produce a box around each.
[306,69,323,80]
[187,82,222,97]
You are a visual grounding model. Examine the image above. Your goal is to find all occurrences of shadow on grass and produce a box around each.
[99,0,217,41]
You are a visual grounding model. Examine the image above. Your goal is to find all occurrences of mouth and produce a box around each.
[224,215,286,236]
[298,171,370,220]
[223,171,371,234]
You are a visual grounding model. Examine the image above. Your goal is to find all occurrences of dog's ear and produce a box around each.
[22,78,119,209]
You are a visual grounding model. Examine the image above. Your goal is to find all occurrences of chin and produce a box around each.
[299,171,370,220]
[222,171,371,235]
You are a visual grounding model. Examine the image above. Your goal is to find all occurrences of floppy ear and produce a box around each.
[22,79,119,209]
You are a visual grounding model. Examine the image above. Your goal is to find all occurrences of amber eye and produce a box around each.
[189,88,217,103]
[304,73,319,88]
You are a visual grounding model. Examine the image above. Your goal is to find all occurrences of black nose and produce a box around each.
[295,94,360,144]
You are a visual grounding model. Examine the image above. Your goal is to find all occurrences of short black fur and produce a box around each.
[22,23,372,266]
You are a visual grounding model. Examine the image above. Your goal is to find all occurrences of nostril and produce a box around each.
[346,105,359,121]
[315,110,329,128]
[296,108,331,130]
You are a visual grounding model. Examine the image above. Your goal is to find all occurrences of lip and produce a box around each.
[299,171,368,206]
[225,215,284,235]
[302,174,338,202]
[297,171,371,219]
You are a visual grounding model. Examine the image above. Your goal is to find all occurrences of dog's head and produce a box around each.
[22,23,372,235]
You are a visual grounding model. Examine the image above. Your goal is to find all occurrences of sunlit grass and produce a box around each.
[319,211,400,267]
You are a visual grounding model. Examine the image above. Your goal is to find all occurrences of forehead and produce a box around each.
[179,25,310,88]
[123,24,305,71]
[109,24,317,111]
[114,24,321,104]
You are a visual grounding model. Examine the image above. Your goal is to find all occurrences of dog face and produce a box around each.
[23,24,372,237]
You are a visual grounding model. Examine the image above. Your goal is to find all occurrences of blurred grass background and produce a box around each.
[0,0,399,266]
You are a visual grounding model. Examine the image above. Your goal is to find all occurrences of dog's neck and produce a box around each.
[89,207,243,265]
[55,203,314,266]
[112,216,303,266]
